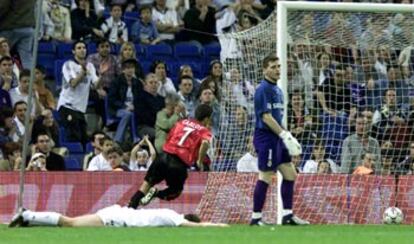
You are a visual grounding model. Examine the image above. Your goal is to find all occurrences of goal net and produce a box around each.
[202,1,414,224]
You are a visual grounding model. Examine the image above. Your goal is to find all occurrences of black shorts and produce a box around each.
[144,153,188,191]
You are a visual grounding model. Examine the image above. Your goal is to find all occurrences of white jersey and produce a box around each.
[96,205,186,227]
[57,59,99,113]
[87,153,111,171]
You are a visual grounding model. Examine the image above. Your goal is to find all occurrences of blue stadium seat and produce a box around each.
[54,59,67,90]
[37,42,56,77]
[146,44,174,61]
[140,61,152,74]
[61,142,84,154]
[134,44,146,59]
[203,42,221,63]
[64,157,82,171]
[174,43,202,62]
[57,43,73,59]
[124,11,140,21]
[85,142,93,153]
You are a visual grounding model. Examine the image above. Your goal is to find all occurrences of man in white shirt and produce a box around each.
[87,136,113,171]
[57,40,101,145]
[9,69,42,116]
[9,205,228,228]
[152,0,182,43]
[101,4,128,44]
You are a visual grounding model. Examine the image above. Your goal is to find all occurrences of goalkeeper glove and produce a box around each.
[279,131,302,156]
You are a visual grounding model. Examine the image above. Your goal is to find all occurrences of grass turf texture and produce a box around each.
[1,225,412,244]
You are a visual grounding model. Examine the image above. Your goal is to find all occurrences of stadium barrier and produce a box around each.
[1,172,414,224]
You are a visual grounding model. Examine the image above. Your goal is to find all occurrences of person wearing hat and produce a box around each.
[108,58,143,145]
[26,152,47,171]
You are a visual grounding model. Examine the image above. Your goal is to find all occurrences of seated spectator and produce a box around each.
[12,101,32,143]
[380,149,395,175]
[152,0,182,44]
[87,136,113,171]
[32,132,66,171]
[395,141,414,175]
[71,0,103,42]
[386,65,410,107]
[203,60,223,90]
[287,89,313,144]
[0,38,21,79]
[83,131,105,169]
[0,86,11,108]
[108,58,142,144]
[130,135,156,171]
[0,142,22,171]
[31,109,61,148]
[236,136,258,173]
[341,114,381,174]
[199,76,220,103]
[0,56,18,91]
[131,5,161,45]
[178,64,201,98]
[117,42,145,81]
[177,75,196,117]
[317,160,332,174]
[302,140,337,174]
[196,86,220,135]
[108,146,131,171]
[71,0,105,17]
[134,73,165,140]
[154,93,185,152]
[34,65,56,110]
[101,4,128,44]
[354,55,386,86]
[26,152,47,171]
[0,107,16,146]
[151,60,176,97]
[353,153,375,175]
[226,68,254,109]
[9,69,43,116]
[42,0,72,43]
[182,0,217,44]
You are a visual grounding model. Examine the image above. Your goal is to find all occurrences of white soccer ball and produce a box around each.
[383,207,404,224]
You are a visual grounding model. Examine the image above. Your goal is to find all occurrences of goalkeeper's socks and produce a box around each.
[253,180,268,212]
[128,191,145,209]
[22,210,61,226]
[281,180,294,209]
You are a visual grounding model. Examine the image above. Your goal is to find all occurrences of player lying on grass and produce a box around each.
[9,205,228,228]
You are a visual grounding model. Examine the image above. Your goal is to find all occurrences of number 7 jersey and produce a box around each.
[162,119,212,166]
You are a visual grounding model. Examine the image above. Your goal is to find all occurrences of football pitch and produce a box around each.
[1,224,412,244]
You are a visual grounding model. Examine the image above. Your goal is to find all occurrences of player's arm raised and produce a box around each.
[196,140,210,171]
[262,113,302,156]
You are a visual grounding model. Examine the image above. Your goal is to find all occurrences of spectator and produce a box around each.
[57,40,101,145]
[87,136,113,171]
[130,135,156,171]
[380,149,395,175]
[352,153,375,175]
[196,86,219,134]
[0,56,18,91]
[12,101,32,143]
[108,146,131,171]
[204,60,223,90]
[287,89,313,144]
[71,0,103,41]
[117,42,145,81]
[355,55,385,86]
[152,0,182,44]
[178,64,201,98]
[0,37,21,79]
[182,0,217,45]
[154,93,185,152]
[340,114,381,174]
[0,107,16,146]
[151,60,176,97]
[316,51,334,87]
[302,140,337,174]
[32,132,66,171]
[177,75,196,117]
[236,136,258,172]
[0,142,22,171]
[101,4,128,44]
[317,160,332,174]
[25,152,47,171]
[9,69,43,116]
[0,86,12,108]
[31,109,61,148]
[83,131,105,169]
[358,16,392,52]
[374,45,392,79]
[395,141,414,175]
[42,0,72,43]
[134,73,165,141]
[34,65,56,110]
[386,65,410,107]
[226,68,254,109]
[131,5,161,45]
[71,0,105,17]
[0,0,36,69]
[108,58,142,144]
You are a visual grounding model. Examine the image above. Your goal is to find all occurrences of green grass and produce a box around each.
[1,225,412,244]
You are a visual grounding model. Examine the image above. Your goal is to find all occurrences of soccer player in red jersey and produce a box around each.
[128,104,213,208]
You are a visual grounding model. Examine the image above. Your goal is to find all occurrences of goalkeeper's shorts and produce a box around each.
[253,129,291,171]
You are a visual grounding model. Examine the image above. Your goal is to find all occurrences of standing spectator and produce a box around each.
[340,114,381,174]
[0,56,18,91]
[57,40,101,145]
[151,60,176,97]
[32,132,66,171]
[152,0,182,44]
[34,65,56,110]
[177,75,196,117]
[0,0,36,69]
[131,5,161,45]
[182,0,217,44]
[71,0,103,41]
[108,58,142,144]
[154,93,185,152]
[134,73,165,140]
[130,135,156,171]
[117,42,145,81]
[101,4,128,44]
[0,37,21,79]
[42,0,72,43]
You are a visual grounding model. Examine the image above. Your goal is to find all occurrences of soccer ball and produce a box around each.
[383,207,404,224]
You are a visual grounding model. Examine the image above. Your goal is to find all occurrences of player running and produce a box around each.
[8,205,228,228]
[250,54,309,226]
[128,104,213,208]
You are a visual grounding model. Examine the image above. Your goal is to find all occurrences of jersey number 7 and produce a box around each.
[178,127,195,146]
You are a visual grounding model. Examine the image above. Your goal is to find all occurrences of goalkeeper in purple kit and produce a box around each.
[250,54,309,226]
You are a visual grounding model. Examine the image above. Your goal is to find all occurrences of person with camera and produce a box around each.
[29,132,65,171]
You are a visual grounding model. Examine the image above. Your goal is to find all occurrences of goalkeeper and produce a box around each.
[250,54,309,226]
